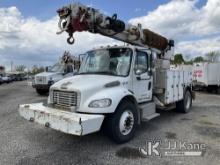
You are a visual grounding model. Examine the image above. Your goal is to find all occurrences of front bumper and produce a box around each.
[32,84,50,90]
[32,80,54,90]
[192,81,207,87]
[18,103,104,136]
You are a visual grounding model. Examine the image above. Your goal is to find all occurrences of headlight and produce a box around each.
[89,99,112,108]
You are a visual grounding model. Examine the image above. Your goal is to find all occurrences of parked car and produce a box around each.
[8,75,15,82]
[0,76,3,85]
[2,76,12,83]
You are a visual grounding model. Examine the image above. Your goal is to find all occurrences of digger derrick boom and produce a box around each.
[56,3,173,55]
[142,29,168,51]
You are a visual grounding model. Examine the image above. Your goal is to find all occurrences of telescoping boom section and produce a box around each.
[56,3,174,56]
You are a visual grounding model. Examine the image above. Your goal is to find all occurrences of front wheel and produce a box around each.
[176,90,192,113]
[105,100,138,143]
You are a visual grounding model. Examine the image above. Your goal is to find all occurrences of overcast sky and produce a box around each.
[0,0,220,70]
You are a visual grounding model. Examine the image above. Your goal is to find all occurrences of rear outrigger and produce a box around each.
[19,2,195,143]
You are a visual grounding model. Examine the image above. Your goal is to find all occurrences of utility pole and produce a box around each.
[11,61,13,72]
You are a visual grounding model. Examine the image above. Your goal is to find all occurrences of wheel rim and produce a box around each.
[185,92,191,110]
[119,110,134,136]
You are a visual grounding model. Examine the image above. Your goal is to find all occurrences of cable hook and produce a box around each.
[67,34,75,44]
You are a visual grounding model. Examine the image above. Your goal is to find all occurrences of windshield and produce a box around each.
[48,64,64,73]
[79,48,132,76]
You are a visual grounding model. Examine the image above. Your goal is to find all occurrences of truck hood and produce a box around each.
[51,74,125,91]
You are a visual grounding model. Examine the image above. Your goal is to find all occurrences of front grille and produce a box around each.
[53,90,78,109]
[35,76,47,84]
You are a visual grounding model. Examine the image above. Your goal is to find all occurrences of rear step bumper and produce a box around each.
[19,103,104,136]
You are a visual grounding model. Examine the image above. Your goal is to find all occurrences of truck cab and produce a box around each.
[49,45,154,110]
[19,45,193,143]
[33,53,80,95]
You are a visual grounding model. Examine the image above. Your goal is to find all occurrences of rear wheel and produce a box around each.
[36,89,48,96]
[176,90,192,113]
[105,100,138,143]
[217,87,220,94]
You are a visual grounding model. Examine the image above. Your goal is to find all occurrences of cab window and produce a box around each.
[135,51,148,74]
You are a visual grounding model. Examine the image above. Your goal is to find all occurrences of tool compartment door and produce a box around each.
[178,70,184,100]
[173,71,178,102]
[165,70,174,104]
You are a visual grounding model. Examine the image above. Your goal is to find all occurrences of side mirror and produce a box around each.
[62,70,66,75]
[135,69,152,81]
[135,69,143,81]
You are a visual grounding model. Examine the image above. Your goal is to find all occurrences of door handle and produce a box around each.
[148,82,152,90]
[136,76,141,81]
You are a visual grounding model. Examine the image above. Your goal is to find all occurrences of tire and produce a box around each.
[105,100,138,143]
[217,87,220,94]
[36,89,48,95]
[176,90,192,113]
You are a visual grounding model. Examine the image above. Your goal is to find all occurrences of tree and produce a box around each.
[16,65,26,72]
[173,54,185,64]
[185,60,193,65]
[31,65,45,75]
[205,51,220,62]
[194,56,204,63]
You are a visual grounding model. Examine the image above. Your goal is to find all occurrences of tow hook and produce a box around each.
[79,118,83,136]
[45,122,50,128]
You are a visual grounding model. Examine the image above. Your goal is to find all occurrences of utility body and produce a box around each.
[19,3,194,143]
[193,62,220,93]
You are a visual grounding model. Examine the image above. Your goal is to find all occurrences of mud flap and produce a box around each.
[191,91,196,100]
[19,103,104,136]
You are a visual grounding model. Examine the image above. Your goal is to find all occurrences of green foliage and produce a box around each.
[16,65,26,72]
[173,54,185,64]
[193,56,204,63]
[31,65,45,75]
[172,51,219,65]
[205,51,220,62]
[184,60,193,65]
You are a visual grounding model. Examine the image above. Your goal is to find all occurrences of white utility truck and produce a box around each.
[19,3,194,143]
[33,51,80,95]
[193,62,220,93]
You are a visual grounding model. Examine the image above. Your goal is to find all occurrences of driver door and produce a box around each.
[133,50,153,103]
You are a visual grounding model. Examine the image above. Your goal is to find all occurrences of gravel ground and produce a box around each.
[0,81,219,165]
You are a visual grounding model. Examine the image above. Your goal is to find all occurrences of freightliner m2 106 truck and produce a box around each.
[19,3,195,143]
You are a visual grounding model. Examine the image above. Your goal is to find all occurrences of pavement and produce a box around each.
[0,81,219,165]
